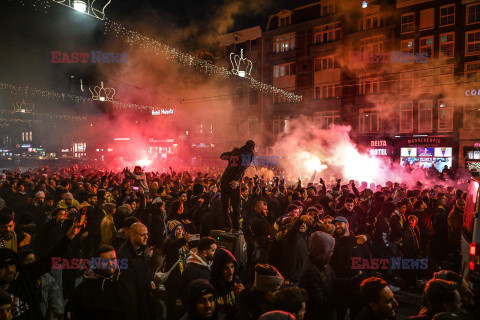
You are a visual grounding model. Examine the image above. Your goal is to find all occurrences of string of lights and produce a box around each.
[0,81,159,111]
[0,109,87,121]
[103,20,303,103]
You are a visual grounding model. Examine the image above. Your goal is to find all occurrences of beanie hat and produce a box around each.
[259,311,295,320]
[185,279,217,318]
[64,192,74,200]
[0,288,11,307]
[167,220,184,236]
[152,197,163,204]
[308,231,335,266]
[0,248,20,268]
[254,265,284,292]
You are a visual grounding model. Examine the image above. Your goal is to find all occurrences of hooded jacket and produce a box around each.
[211,248,241,320]
[65,268,138,320]
[299,231,336,320]
[180,248,212,303]
[220,143,255,183]
[181,279,219,320]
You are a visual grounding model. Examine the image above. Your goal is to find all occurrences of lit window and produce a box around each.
[359,109,381,133]
[273,63,296,78]
[401,39,414,53]
[420,36,434,58]
[273,33,295,53]
[438,33,454,58]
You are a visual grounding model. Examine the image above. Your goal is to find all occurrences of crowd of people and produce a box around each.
[0,141,478,320]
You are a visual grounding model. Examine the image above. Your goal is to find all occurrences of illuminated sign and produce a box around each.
[152,109,174,115]
[465,89,480,96]
[370,149,387,156]
[107,148,114,152]
[149,138,174,143]
[475,143,480,148]
[371,140,387,147]
[114,138,130,141]
[61,149,69,152]
[21,144,31,148]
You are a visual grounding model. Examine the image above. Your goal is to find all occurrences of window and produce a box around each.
[418,100,433,132]
[250,39,257,51]
[440,33,455,58]
[415,69,434,93]
[466,30,480,56]
[362,14,381,30]
[401,39,414,54]
[420,8,434,30]
[438,100,453,132]
[314,83,340,99]
[440,4,455,26]
[279,16,291,27]
[467,4,480,24]
[248,118,258,135]
[358,77,382,95]
[314,55,339,71]
[400,102,413,133]
[465,61,480,80]
[314,22,341,44]
[420,36,434,58]
[273,63,296,78]
[465,106,480,129]
[360,36,384,57]
[21,131,32,142]
[321,1,334,16]
[73,142,87,158]
[400,71,413,94]
[273,33,295,53]
[401,13,415,33]
[314,111,340,129]
[273,116,290,134]
[359,109,381,133]
[235,88,246,107]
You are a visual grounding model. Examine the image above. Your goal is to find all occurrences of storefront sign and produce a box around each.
[465,89,480,96]
[371,140,387,147]
[149,138,174,143]
[151,109,174,115]
[402,137,442,147]
[474,143,480,148]
[370,149,388,156]
[368,140,390,156]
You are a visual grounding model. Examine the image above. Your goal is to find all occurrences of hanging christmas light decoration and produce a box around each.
[13,99,35,113]
[52,0,111,20]
[89,81,115,102]
[0,81,158,111]
[104,20,303,103]
[1,109,86,121]
[230,49,253,79]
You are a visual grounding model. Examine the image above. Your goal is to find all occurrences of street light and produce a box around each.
[72,0,87,13]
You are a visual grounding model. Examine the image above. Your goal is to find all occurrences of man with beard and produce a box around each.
[65,245,138,320]
[330,216,368,320]
[356,277,398,320]
[210,248,244,320]
[0,212,18,252]
[181,279,219,320]
[117,223,155,320]
[220,140,255,233]
[336,198,359,235]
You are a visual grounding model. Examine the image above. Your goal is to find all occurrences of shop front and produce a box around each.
[463,143,480,171]
[394,136,458,171]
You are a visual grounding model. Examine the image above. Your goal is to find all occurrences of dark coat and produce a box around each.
[180,250,212,303]
[282,217,308,283]
[220,144,254,183]
[65,269,138,320]
[117,239,155,320]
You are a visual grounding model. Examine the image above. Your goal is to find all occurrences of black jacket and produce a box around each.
[282,217,308,283]
[220,144,254,182]
[117,239,155,320]
[180,249,212,303]
[6,236,70,320]
[65,269,138,320]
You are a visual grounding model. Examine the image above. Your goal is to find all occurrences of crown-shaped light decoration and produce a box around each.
[52,0,111,20]
[13,99,35,113]
[230,49,253,79]
[89,82,115,102]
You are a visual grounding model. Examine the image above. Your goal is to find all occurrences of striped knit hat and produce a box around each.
[167,220,184,236]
